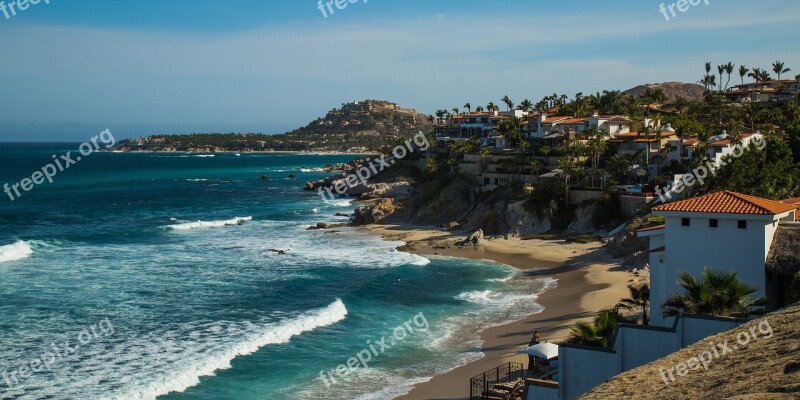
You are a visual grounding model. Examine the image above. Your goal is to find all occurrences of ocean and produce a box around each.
[0,144,553,400]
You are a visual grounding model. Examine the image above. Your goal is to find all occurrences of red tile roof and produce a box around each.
[653,191,799,215]
[638,224,666,233]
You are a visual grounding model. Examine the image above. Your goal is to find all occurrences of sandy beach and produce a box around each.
[368,224,644,400]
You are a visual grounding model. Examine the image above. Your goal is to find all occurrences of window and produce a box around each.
[682,218,691,226]
[738,220,747,229]
[709,219,718,228]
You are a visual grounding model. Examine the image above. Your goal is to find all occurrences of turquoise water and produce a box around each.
[0,144,553,400]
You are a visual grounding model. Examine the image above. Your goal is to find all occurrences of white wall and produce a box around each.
[655,212,777,324]
[558,315,748,399]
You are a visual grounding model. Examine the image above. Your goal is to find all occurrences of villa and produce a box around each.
[723,78,800,103]
[666,131,765,167]
[519,191,800,400]
[527,112,633,141]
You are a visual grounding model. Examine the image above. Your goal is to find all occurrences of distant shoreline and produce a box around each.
[111,149,372,156]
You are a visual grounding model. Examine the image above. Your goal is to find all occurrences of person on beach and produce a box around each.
[530,331,540,346]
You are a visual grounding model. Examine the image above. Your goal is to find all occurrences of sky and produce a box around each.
[1,0,799,141]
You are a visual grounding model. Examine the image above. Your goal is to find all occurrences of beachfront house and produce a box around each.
[522,191,800,400]
[641,190,797,326]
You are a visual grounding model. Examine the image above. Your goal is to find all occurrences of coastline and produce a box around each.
[368,224,641,400]
[113,149,373,155]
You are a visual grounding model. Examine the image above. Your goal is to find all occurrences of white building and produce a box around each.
[527,112,632,139]
[525,191,799,400]
[640,190,797,327]
[666,132,765,167]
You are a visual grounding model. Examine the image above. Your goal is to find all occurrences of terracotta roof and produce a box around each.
[557,117,589,125]
[708,139,732,147]
[614,131,642,138]
[638,224,665,233]
[682,137,701,146]
[653,191,799,215]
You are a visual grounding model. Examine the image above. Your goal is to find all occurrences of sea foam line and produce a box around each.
[121,299,348,400]
[166,216,253,231]
[0,241,33,263]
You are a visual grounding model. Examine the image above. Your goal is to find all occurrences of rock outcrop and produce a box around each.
[458,229,485,246]
[352,198,405,225]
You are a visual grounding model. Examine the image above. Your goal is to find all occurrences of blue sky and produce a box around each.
[1,0,799,141]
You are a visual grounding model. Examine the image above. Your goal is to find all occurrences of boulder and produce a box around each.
[458,229,485,247]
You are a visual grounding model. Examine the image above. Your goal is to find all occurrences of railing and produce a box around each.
[469,362,525,400]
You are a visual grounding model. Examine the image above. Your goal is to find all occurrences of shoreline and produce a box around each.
[368,224,641,400]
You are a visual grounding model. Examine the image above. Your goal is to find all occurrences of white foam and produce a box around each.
[0,241,33,263]
[300,168,324,173]
[118,299,348,399]
[166,217,253,231]
[195,154,215,158]
[323,199,353,207]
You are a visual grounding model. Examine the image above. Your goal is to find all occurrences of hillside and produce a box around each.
[115,100,433,152]
[580,304,800,400]
[624,82,706,102]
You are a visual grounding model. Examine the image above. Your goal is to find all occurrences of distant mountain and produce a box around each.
[286,100,434,150]
[624,82,705,102]
[116,100,433,152]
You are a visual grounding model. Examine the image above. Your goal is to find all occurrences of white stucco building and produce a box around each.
[523,191,799,400]
[640,190,797,327]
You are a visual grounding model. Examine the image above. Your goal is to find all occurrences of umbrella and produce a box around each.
[522,343,559,360]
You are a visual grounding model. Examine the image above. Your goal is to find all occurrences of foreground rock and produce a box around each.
[580,304,800,400]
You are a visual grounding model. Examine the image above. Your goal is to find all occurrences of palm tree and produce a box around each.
[518,99,534,112]
[435,110,447,124]
[475,105,484,113]
[464,102,472,113]
[717,65,725,91]
[748,67,763,84]
[501,95,514,112]
[662,268,767,318]
[738,65,750,85]
[530,160,542,185]
[566,309,622,348]
[478,146,492,172]
[557,151,582,206]
[702,62,712,91]
[617,283,650,325]
[452,107,459,117]
[723,62,735,90]
[773,61,791,81]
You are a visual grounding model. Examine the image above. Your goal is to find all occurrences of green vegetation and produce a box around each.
[662,268,767,318]
[522,233,559,241]
[565,309,622,348]
[567,235,603,244]
[617,283,651,325]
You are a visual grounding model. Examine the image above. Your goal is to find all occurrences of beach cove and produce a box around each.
[369,225,642,399]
